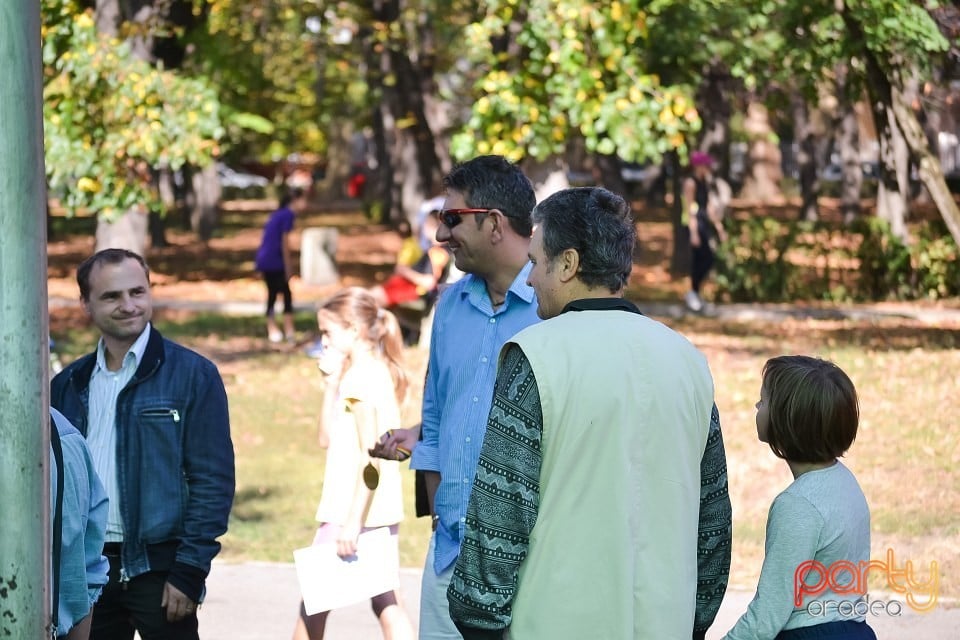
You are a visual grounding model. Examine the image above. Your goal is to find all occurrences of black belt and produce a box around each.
[102,542,123,557]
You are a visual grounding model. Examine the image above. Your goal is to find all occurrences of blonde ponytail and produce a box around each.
[317,287,408,403]
[375,307,408,403]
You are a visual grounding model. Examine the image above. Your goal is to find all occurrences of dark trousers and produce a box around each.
[690,223,715,293]
[91,553,199,640]
[263,269,292,316]
[775,620,877,639]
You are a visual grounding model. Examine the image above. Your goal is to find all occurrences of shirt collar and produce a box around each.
[461,261,536,307]
[95,323,152,373]
[509,262,536,303]
[560,296,643,316]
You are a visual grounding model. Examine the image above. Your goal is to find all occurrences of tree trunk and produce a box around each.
[667,151,689,276]
[94,0,174,249]
[838,105,863,223]
[190,163,220,243]
[388,43,444,221]
[842,3,960,245]
[364,106,391,222]
[845,11,910,239]
[148,166,175,248]
[413,7,453,184]
[95,0,121,35]
[148,210,167,249]
[792,94,819,221]
[738,102,783,203]
[833,62,864,223]
[891,81,960,247]
[871,92,911,241]
[315,120,357,201]
[594,153,628,198]
[524,156,571,203]
[697,64,733,180]
[361,0,443,225]
[95,206,149,255]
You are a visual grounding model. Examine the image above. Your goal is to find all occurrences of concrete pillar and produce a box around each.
[300,227,340,286]
[0,1,52,637]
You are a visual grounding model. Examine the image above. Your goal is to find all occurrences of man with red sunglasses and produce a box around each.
[375,160,731,640]
[393,155,541,639]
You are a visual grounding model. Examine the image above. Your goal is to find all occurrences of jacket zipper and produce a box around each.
[143,408,180,422]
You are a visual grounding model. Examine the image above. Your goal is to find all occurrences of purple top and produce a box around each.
[254,206,295,272]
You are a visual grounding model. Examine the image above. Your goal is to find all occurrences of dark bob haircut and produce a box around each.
[762,355,860,464]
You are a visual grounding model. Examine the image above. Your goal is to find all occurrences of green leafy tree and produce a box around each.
[843,0,960,247]
[42,4,224,222]
[452,0,702,167]
[732,0,960,246]
[191,0,330,162]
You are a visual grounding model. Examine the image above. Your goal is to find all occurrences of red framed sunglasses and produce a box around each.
[439,208,492,228]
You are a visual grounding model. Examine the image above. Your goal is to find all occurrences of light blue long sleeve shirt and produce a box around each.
[51,408,109,636]
[410,263,540,574]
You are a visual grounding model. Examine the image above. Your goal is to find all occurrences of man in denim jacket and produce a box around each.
[51,249,235,639]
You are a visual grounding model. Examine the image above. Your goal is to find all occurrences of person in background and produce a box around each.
[50,407,109,639]
[406,155,540,639]
[447,187,723,639]
[723,356,875,640]
[370,211,451,311]
[50,248,235,640]
[293,288,413,640]
[255,188,309,343]
[683,151,727,313]
[415,195,447,250]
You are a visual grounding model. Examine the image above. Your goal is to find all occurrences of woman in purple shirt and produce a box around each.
[255,188,308,342]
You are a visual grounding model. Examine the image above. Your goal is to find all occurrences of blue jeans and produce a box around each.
[776,620,877,640]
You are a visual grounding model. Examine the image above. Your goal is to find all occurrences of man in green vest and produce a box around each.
[448,187,725,639]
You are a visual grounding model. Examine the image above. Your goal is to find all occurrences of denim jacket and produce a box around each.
[50,328,235,602]
[51,408,109,636]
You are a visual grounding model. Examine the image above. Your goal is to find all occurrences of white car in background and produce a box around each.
[217,163,269,190]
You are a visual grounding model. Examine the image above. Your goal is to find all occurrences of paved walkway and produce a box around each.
[198,561,959,639]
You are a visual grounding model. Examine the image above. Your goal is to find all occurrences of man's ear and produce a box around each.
[557,248,580,283]
[488,209,506,241]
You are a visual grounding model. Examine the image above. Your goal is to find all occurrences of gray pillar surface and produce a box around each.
[300,227,340,286]
[0,1,51,637]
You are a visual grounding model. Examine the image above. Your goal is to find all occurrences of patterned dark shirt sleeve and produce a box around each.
[694,403,733,639]
[447,343,542,639]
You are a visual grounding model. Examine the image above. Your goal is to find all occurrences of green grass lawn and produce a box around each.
[52,308,960,601]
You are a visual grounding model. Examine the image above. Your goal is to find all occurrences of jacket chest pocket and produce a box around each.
[139,407,183,457]
[137,407,186,541]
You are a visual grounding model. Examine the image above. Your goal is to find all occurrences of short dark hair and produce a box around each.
[77,249,150,301]
[280,187,306,208]
[443,155,535,237]
[532,187,635,292]
[762,355,860,463]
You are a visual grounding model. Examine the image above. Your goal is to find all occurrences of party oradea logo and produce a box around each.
[794,548,939,617]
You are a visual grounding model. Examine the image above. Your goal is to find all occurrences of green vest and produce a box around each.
[507,309,714,639]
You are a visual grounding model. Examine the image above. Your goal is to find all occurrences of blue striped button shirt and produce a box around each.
[410,262,540,575]
[87,324,151,542]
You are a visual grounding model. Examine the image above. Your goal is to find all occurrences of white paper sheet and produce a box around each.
[293,527,400,615]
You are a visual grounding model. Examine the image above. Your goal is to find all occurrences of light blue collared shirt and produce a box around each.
[87,323,151,542]
[51,407,109,636]
[410,262,540,574]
